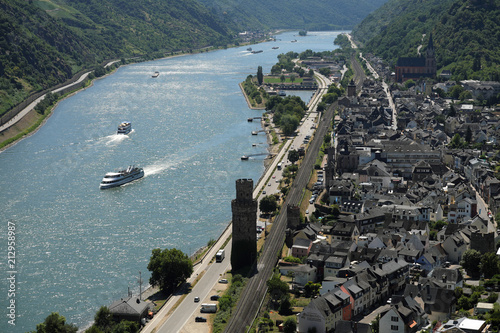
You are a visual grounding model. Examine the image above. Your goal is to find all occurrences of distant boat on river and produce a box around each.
[152,71,160,78]
[251,50,263,54]
[117,122,132,135]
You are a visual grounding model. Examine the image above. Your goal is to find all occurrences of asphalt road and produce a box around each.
[154,242,233,333]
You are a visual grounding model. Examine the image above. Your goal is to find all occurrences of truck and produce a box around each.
[277,162,282,170]
[200,303,217,313]
[216,249,225,262]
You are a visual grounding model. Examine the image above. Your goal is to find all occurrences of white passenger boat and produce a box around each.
[152,71,160,78]
[117,122,132,135]
[99,166,144,189]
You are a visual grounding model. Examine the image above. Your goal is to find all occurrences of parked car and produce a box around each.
[195,316,207,322]
[194,297,200,302]
[210,295,220,301]
[219,279,228,284]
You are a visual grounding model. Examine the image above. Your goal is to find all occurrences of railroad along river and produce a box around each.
[0,30,341,332]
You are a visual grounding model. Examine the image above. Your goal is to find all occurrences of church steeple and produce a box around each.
[425,33,436,75]
[426,33,435,58]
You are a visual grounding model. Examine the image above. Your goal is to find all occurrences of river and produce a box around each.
[0,30,342,332]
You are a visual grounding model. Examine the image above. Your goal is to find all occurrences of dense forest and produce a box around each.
[198,0,389,31]
[0,0,232,117]
[352,0,500,81]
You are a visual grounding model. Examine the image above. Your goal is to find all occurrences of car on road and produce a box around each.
[219,279,228,284]
[210,295,221,301]
[262,190,266,194]
[195,316,207,322]
[194,297,200,302]
[268,183,271,186]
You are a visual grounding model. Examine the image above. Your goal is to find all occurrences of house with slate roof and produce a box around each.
[109,296,152,323]
[379,295,427,332]
[292,237,313,258]
[442,230,469,263]
[297,290,344,333]
[278,263,317,286]
[404,282,456,322]
[430,267,463,290]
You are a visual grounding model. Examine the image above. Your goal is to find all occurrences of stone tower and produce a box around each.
[347,79,356,97]
[231,179,257,271]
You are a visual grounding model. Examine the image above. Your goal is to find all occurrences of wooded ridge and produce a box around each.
[352,0,500,81]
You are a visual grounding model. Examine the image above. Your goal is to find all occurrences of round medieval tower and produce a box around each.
[231,179,257,271]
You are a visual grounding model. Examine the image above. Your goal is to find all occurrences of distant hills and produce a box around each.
[352,0,500,81]
[0,0,389,117]
[197,0,389,31]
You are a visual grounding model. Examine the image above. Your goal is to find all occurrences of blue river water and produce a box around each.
[0,31,341,332]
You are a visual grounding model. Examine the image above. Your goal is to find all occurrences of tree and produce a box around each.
[449,133,464,148]
[111,320,139,333]
[257,66,263,85]
[147,248,193,293]
[449,85,464,99]
[94,306,113,332]
[290,74,296,84]
[281,114,300,136]
[481,252,500,279]
[404,79,416,89]
[34,312,78,333]
[260,195,278,215]
[283,317,297,333]
[465,126,472,143]
[371,314,380,333]
[267,274,289,309]
[459,90,472,101]
[280,74,286,83]
[317,101,326,112]
[304,281,321,298]
[288,149,300,165]
[461,249,481,278]
[271,64,282,75]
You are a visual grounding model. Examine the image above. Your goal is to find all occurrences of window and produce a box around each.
[391,316,399,322]
[391,325,399,330]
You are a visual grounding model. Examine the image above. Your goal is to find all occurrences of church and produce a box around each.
[395,34,437,83]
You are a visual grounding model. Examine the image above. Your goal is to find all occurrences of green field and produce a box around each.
[264,77,304,84]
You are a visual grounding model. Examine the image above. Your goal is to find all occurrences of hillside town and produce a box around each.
[278,47,500,333]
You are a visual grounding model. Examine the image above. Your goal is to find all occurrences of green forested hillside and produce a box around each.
[0,0,232,116]
[197,0,389,31]
[352,0,500,81]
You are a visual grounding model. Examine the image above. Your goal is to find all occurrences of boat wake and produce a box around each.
[143,159,182,177]
[104,130,134,145]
